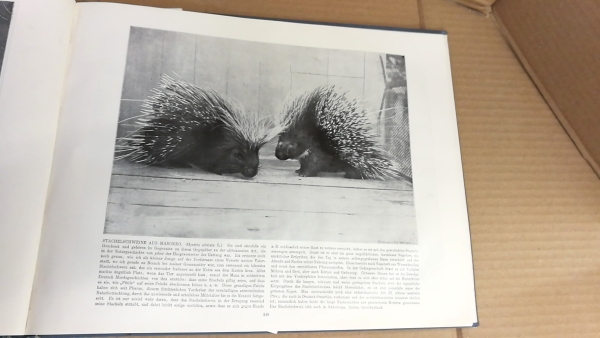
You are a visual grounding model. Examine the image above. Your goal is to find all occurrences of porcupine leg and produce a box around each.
[343,166,363,179]
[295,156,311,176]
[296,148,337,177]
[296,158,339,174]
[294,159,304,174]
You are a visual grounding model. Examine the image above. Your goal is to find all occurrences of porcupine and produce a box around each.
[115,75,276,178]
[275,86,407,180]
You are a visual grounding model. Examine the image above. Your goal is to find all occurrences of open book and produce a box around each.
[0,0,477,335]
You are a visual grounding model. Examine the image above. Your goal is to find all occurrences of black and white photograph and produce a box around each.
[0,1,13,75]
[104,27,416,244]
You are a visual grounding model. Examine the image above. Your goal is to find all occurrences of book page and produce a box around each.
[27,3,476,335]
[0,0,76,335]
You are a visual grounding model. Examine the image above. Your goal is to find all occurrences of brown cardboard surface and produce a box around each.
[452,0,497,16]
[79,0,600,337]
[493,0,600,178]
[421,0,600,336]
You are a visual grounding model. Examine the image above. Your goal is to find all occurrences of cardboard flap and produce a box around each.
[493,0,600,178]
[452,0,497,15]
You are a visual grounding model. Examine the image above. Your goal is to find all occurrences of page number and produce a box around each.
[263,313,270,317]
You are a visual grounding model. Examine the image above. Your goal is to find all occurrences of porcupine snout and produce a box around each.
[275,141,290,160]
[241,166,258,178]
[240,153,259,178]
[275,138,302,160]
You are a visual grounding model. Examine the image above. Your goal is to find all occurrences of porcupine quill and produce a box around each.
[115,75,279,178]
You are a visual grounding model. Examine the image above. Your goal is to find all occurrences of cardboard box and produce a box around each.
[455,0,600,179]
[79,0,600,337]
[491,0,600,178]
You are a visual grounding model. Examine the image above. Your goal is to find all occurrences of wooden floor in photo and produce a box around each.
[104,156,417,244]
